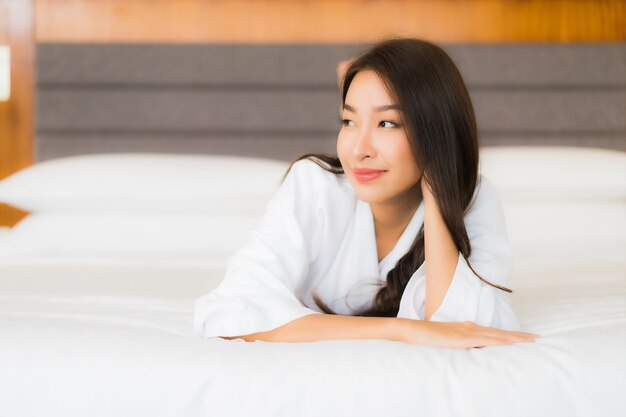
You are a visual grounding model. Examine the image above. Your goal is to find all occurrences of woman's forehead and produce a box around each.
[345,71,399,109]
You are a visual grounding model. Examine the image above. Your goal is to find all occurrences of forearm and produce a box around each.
[222,313,405,343]
[220,314,538,348]
[422,182,459,321]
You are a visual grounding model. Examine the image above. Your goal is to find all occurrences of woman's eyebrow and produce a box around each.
[343,103,401,112]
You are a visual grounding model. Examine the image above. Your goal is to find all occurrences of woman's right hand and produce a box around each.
[336,59,354,88]
[397,318,539,349]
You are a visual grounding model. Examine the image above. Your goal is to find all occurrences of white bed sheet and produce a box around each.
[0,257,227,299]
[0,256,624,417]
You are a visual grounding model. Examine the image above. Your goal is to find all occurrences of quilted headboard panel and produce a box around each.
[36,43,625,162]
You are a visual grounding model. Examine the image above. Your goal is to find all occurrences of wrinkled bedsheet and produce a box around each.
[0,258,624,417]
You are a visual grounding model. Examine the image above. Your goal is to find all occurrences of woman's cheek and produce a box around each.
[388,136,421,184]
[336,132,351,163]
[380,135,408,165]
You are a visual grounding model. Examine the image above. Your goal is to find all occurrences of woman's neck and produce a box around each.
[370,184,423,254]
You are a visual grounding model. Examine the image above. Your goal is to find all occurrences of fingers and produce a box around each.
[418,321,540,349]
[472,332,535,345]
[466,337,512,349]
[463,323,538,346]
[336,59,353,77]
[486,332,536,344]
[470,323,539,341]
[336,58,355,88]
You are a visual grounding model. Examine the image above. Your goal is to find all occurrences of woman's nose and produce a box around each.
[352,126,377,159]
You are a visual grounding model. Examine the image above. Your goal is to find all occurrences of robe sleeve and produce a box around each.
[193,160,325,340]
[397,176,522,331]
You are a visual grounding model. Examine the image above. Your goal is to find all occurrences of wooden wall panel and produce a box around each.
[35,0,625,44]
[0,0,34,227]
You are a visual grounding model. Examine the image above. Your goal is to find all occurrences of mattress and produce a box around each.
[1,148,624,416]
[0,257,624,417]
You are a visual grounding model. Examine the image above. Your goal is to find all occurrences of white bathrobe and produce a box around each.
[194,158,521,339]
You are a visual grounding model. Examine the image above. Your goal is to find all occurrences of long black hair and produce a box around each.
[282,37,512,317]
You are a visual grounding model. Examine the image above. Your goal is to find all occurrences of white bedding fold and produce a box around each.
[0,274,624,417]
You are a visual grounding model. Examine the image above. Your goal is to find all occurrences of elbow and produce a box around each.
[219,333,260,342]
[220,335,250,342]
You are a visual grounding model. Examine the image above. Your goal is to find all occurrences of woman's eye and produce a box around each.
[338,116,353,127]
[380,120,398,128]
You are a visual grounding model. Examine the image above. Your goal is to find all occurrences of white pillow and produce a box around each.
[2,148,621,214]
[502,200,626,263]
[480,146,626,202]
[0,153,290,213]
[0,212,261,260]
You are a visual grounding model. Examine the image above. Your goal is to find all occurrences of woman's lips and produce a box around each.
[352,168,387,183]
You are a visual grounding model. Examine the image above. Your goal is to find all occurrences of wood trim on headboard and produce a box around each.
[0,0,34,227]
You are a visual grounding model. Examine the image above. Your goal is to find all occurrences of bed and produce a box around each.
[1,41,624,416]
[0,146,624,417]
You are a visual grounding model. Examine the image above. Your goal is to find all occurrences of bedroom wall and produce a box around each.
[0,0,624,227]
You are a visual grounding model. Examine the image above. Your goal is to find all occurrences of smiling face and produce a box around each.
[337,70,422,206]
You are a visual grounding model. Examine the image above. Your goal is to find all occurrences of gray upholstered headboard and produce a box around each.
[36,43,625,162]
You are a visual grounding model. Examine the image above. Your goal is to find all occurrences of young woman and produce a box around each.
[194,37,539,349]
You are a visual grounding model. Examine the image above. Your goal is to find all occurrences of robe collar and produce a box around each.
[355,197,425,280]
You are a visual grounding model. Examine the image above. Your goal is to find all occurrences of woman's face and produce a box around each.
[337,69,422,205]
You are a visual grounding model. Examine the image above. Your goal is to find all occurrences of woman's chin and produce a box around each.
[353,189,388,205]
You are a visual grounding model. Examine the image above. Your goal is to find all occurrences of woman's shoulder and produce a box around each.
[479,172,498,192]
[470,174,501,207]
[466,174,502,218]
[269,158,355,254]
[286,158,353,196]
